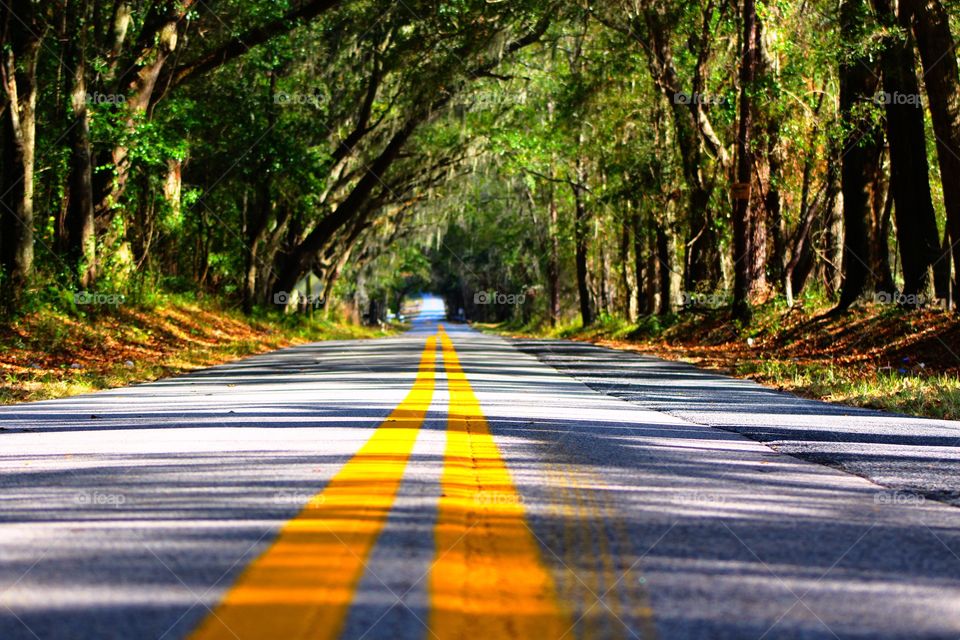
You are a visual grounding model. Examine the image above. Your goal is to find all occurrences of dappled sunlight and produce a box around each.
[429,326,573,639]
[188,337,436,640]
[2,323,960,638]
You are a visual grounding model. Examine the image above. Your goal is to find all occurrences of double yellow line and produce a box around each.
[191,326,570,640]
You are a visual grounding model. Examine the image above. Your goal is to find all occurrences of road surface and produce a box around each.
[2,296,960,639]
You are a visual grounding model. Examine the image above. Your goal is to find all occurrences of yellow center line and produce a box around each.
[189,335,438,640]
[429,325,572,639]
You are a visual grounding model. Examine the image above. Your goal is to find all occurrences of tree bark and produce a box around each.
[619,213,632,318]
[645,212,660,314]
[245,183,273,312]
[572,177,593,327]
[875,174,897,294]
[0,5,42,310]
[732,0,760,321]
[657,203,681,314]
[597,227,609,316]
[632,208,647,315]
[872,0,941,304]
[822,136,845,298]
[903,0,960,307]
[757,14,783,294]
[642,7,722,293]
[837,0,884,310]
[63,0,97,288]
[547,193,560,326]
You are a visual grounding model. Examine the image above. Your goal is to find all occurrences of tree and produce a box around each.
[732,0,760,321]
[904,0,960,306]
[0,1,44,310]
[837,0,884,311]
[873,0,942,304]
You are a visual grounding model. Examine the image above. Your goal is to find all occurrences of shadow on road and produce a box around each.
[0,331,958,638]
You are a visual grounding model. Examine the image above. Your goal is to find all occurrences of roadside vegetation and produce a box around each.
[0,296,400,405]
[2,1,960,418]
[490,299,960,420]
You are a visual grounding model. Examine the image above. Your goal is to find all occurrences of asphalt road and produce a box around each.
[2,297,960,639]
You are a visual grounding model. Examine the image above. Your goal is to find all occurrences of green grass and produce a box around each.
[736,360,960,420]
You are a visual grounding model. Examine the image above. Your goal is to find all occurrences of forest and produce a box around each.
[5,3,960,635]
[2,0,960,329]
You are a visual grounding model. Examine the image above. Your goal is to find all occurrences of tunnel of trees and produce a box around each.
[2,0,960,327]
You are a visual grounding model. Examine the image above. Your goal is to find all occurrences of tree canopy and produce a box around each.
[2,0,959,325]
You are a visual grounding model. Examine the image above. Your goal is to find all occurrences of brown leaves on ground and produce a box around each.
[0,302,292,403]
[575,305,960,383]
[500,305,958,418]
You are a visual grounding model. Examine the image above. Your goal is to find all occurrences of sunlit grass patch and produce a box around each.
[0,297,403,405]
[837,372,960,419]
[736,359,960,420]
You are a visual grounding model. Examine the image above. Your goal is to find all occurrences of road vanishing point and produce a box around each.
[2,295,960,640]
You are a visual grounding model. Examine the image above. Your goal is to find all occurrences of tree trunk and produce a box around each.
[645,212,660,314]
[785,109,823,307]
[572,179,593,326]
[656,211,681,315]
[935,224,955,303]
[872,0,941,304]
[903,0,960,307]
[63,0,97,288]
[823,141,845,298]
[643,7,722,293]
[597,228,609,316]
[129,172,155,270]
[244,187,273,313]
[875,176,897,294]
[837,0,884,310]
[619,213,632,318]
[547,194,560,326]
[758,14,783,294]
[784,196,820,307]
[0,7,42,311]
[685,188,722,292]
[732,0,760,321]
[632,208,647,315]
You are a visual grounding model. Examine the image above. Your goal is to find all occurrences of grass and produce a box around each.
[0,295,403,405]
[735,360,960,420]
[488,298,960,421]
